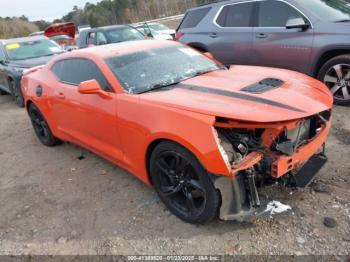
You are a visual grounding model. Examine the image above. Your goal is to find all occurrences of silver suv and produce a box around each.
[177,0,350,105]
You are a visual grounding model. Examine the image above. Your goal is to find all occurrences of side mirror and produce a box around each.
[78,79,111,99]
[286,18,309,30]
[203,52,214,60]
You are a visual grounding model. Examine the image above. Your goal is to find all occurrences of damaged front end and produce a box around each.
[213,110,332,221]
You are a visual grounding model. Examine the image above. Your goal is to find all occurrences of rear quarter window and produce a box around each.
[178,7,211,29]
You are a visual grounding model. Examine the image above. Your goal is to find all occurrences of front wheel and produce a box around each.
[11,80,25,108]
[0,89,7,95]
[150,141,220,224]
[318,55,350,106]
[28,103,62,147]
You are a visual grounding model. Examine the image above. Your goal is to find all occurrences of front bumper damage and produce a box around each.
[214,152,327,221]
[213,120,331,221]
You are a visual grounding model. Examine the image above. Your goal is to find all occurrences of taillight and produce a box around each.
[175,32,185,40]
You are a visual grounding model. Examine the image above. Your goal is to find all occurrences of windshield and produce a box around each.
[5,39,63,60]
[302,0,350,22]
[105,27,144,43]
[106,45,223,94]
[148,23,169,31]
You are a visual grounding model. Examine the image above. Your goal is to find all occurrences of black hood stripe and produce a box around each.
[175,84,306,113]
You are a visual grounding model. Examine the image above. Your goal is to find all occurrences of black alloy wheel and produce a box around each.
[28,103,62,147]
[150,141,220,224]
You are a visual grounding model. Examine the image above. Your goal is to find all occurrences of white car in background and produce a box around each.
[135,22,175,40]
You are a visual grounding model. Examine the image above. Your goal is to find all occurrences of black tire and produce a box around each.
[9,79,25,108]
[0,89,7,95]
[318,54,350,106]
[28,103,62,147]
[150,141,220,224]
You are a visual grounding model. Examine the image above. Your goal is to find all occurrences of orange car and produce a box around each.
[21,40,333,224]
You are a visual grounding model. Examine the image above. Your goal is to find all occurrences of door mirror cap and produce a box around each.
[286,18,309,30]
[78,79,111,99]
[203,52,214,60]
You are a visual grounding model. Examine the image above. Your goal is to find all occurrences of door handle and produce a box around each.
[56,92,66,99]
[256,33,268,39]
[209,33,217,38]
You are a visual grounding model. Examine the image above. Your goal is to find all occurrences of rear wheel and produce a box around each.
[0,89,7,95]
[150,141,220,224]
[28,103,62,147]
[318,55,350,106]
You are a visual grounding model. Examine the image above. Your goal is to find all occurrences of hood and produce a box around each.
[44,22,76,39]
[140,66,333,123]
[8,55,54,69]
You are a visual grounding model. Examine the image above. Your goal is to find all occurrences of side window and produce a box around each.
[258,1,305,27]
[87,32,96,45]
[216,3,254,27]
[179,7,211,29]
[51,59,111,91]
[96,32,108,45]
[51,60,64,79]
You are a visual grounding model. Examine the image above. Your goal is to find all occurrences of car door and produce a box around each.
[50,58,123,162]
[252,0,314,73]
[209,1,255,65]
[0,46,8,92]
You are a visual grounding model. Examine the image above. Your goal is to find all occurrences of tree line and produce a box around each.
[53,0,214,28]
[0,0,214,38]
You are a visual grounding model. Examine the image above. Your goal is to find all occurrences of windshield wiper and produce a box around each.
[137,81,182,94]
[335,19,350,23]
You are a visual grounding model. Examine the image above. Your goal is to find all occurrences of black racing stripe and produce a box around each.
[176,84,306,113]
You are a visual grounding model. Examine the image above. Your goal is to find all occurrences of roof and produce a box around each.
[0,35,48,45]
[58,40,179,60]
[97,24,130,31]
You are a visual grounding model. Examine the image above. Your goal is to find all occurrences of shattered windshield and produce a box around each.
[106,46,223,94]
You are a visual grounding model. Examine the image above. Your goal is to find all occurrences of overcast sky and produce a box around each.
[0,0,100,21]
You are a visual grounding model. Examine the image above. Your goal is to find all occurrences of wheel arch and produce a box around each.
[313,48,350,76]
[26,99,34,113]
[145,137,205,185]
[187,42,209,53]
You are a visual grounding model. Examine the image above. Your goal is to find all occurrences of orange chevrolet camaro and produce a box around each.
[21,40,333,224]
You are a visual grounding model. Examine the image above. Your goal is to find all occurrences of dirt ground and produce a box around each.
[0,92,349,256]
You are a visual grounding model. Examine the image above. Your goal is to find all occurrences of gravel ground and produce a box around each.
[0,93,349,256]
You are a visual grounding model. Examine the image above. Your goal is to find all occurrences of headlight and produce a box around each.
[14,67,27,73]
[212,128,232,167]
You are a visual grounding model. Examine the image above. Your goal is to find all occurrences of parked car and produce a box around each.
[135,22,175,40]
[22,40,332,224]
[0,36,63,107]
[176,0,350,105]
[29,31,44,36]
[44,22,76,51]
[77,25,145,49]
[78,25,91,33]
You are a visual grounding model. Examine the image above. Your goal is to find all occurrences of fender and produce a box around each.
[311,45,350,76]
